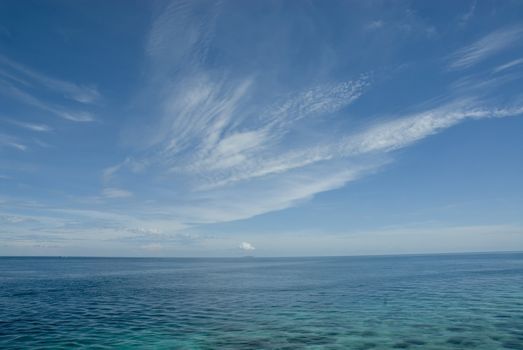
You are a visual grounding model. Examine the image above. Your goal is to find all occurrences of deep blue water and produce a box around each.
[0,253,522,349]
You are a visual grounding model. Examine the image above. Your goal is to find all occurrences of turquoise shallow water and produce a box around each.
[0,253,522,349]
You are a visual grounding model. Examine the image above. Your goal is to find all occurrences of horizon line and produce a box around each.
[1,249,521,260]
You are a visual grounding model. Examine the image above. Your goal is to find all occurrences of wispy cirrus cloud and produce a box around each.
[340,99,523,156]
[0,133,27,151]
[0,54,99,164]
[96,5,523,239]
[146,0,220,72]
[0,80,95,122]
[493,57,523,73]
[108,88,523,232]
[174,95,523,193]
[449,25,523,70]
[5,119,52,132]
[5,1,523,256]
[0,54,100,104]
[174,76,370,185]
[195,99,521,223]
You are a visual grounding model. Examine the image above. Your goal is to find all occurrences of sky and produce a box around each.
[0,0,522,257]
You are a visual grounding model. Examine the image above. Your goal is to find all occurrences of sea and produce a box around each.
[0,253,522,349]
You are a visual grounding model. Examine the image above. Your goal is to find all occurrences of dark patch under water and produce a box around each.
[0,253,522,349]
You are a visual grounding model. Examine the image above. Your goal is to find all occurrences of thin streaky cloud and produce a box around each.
[0,54,100,104]
[493,57,523,73]
[0,68,32,87]
[0,133,27,151]
[6,119,52,132]
[165,165,377,225]
[146,0,220,71]
[449,25,523,70]
[0,80,95,122]
[32,138,52,148]
[102,187,134,199]
[339,99,522,156]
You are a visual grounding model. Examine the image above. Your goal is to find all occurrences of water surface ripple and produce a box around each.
[1,253,522,349]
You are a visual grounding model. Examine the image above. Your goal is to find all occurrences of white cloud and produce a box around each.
[239,241,255,251]
[449,25,523,69]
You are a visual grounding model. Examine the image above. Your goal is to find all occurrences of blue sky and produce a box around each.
[0,0,522,257]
